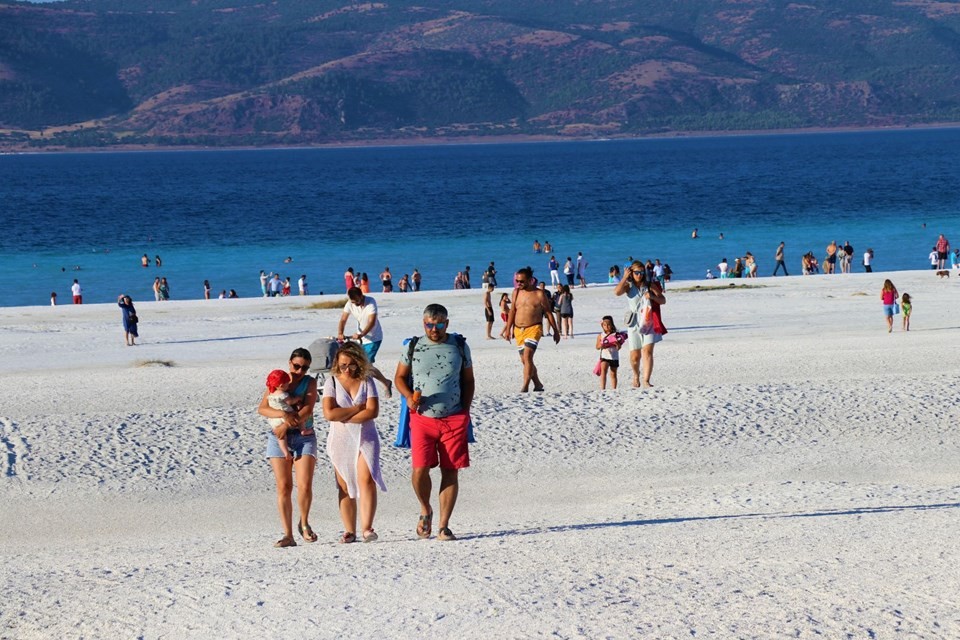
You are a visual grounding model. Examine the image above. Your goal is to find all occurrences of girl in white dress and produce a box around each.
[322,341,386,543]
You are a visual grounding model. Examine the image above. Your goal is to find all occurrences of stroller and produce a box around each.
[306,336,341,387]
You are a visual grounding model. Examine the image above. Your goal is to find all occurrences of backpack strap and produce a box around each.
[406,334,467,381]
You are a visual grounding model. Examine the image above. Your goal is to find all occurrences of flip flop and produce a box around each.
[339,531,357,544]
[437,527,457,541]
[298,521,318,543]
[416,511,433,539]
[362,529,379,543]
[274,535,296,548]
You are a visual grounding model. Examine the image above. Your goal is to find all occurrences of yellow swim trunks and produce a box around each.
[514,325,543,351]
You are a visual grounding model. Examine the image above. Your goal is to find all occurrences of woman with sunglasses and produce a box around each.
[615,261,667,388]
[257,347,319,548]
[322,341,386,543]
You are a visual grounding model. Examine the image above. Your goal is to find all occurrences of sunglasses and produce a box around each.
[291,362,310,372]
[423,322,447,330]
[337,363,358,371]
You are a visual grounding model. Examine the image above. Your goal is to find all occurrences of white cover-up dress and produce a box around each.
[323,376,386,498]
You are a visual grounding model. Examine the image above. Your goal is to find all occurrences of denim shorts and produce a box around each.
[266,430,318,459]
[882,304,895,318]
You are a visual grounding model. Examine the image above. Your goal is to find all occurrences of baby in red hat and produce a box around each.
[265,369,308,460]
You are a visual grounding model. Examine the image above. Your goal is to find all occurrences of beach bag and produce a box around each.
[638,306,655,334]
[593,359,602,376]
[623,310,636,327]
[894,302,900,315]
[129,313,138,324]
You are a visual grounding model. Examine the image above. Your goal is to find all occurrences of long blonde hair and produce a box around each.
[335,341,371,380]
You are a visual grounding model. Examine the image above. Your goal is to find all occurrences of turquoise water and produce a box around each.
[2,129,959,307]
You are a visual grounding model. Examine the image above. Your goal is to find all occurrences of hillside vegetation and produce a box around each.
[2,0,960,148]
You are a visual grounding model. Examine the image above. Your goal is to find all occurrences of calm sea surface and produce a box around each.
[2,129,959,307]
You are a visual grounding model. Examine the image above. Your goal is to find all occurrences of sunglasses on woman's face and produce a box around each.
[291,362,310,372]
[338,363,358,371]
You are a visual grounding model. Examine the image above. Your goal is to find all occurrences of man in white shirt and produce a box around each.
[297,274,307,296]
[269,274,283,297]
[337,287,393,396]
[71,279,82,304]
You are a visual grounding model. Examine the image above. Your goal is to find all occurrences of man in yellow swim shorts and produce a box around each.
[506,267,561,392]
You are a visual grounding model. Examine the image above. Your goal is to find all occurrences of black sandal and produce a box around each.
[416,512,433,539]
[298,521,318,543]
[274,535,296,548]
[437,527,457,541]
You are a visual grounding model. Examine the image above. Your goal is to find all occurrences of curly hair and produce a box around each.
[335,341,371,380]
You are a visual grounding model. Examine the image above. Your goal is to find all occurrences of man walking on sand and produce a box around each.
[71,279,82,304]
[394,303,474,542]
[506,267,560,392]
[772,241,788,276]
[936,234,950,269]
[483,283,495,339]
[337,287,393,397]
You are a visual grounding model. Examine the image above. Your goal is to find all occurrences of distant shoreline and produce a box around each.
[3,121,960,155]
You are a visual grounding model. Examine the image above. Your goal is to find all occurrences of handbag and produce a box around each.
[623,310,636,327]
[638,306,655,333]
[129,313,138,324]
[593,359,602,376]
[894,302,900,315]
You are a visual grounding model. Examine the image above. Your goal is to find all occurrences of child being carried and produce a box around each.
[265,369,312,460]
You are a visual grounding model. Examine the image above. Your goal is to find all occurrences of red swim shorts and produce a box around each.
[409,411,471,470]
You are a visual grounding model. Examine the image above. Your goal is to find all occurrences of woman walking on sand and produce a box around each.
[880,279,899,333]
[158,277,170,301]
[117,295,139,346]
[557,284,574,338]
[615,262,667,388]
[322,341,386,543]
[257,347,319,548]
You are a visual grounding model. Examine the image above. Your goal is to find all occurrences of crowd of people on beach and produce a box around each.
[705,234,958,280]
[258,254,675,547]
[60,227,937,544]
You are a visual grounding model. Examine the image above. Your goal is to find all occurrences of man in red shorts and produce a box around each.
[394,303,474,541]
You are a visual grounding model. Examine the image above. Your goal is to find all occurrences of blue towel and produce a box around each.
[394,394,475,448]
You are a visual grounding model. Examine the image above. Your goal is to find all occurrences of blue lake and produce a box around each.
[2,128,959,307]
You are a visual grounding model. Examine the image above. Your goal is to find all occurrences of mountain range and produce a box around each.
[2,0,960,149]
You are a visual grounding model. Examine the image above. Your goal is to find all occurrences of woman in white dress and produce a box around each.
[322,341,386,543]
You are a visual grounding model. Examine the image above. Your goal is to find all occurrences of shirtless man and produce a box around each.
[505,267,560,392]
[483,283,495,339]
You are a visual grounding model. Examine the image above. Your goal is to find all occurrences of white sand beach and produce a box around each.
[1,271,958,639]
